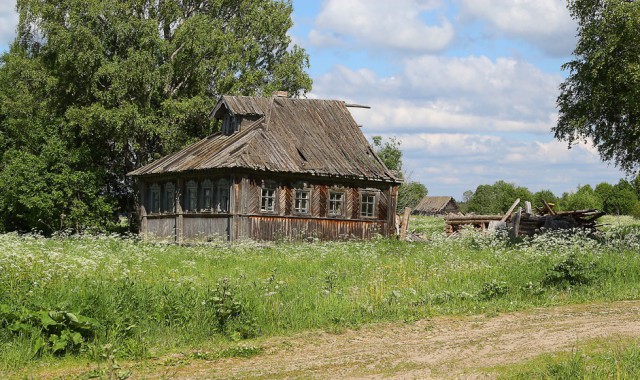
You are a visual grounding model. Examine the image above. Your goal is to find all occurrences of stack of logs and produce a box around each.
[444,199,606,237]
[444,214,504,234]
[512,208,605,237]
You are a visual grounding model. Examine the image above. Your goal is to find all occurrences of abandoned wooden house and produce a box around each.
[128,95,401,242]
[412,196,460,216]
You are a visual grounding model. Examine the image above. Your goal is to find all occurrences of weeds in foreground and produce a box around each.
[1,221,640,374]
[498,340,640,379]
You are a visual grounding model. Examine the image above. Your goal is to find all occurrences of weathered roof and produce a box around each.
[129,96,399,183]
[414,196,457,213]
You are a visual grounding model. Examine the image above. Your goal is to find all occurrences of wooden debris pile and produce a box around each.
[511,208,605,237]
[444,198,606,237]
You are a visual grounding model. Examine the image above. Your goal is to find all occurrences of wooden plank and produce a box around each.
[500,198,521,223]
[446,215,504,221]
[510,208,522,238]
[399,207,411,240]
[525,201,532,214]
[542,199,556,215]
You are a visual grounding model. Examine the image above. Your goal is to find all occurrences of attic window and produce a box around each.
[222,114,239,135]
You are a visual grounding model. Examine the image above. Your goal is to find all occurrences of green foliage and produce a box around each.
[542,253,598,288]
[0,141,114,232]
[478,280,510,300]
[468,180,533,214]
[501,342,640,380]
[0,0,312,232]
[372,136,403,174]
[397,181,428,211]
[556,0,640,173]
[3,228,640,372]
[532,189,559,210]
[559,184,602,211]
[0,304,100,356]
[603,179,639,215]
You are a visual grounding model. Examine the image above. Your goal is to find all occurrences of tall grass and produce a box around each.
[1,221,640,373]
[498,340,640,379]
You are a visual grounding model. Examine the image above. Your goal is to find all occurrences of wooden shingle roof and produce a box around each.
[414,196,456,213]
[129,96,399,183]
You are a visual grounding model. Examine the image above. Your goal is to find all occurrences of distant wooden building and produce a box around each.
[412,196,460,216]
[129,95,401,242]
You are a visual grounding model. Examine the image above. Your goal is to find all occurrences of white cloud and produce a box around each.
[314,55,561,134]
[311,0,454,53]
[0,1,17,48]
[399,133,502,155]
[457,0,577,56]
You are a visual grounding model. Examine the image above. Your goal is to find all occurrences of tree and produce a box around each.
[560,184,602,211]
[594,182,614,205]
[372,136,403,175]
[467,180,532,215]
[603,179,638,215]
[533,189,559,210]
[372,136,428,211]
[0,0,312,232]
[397,182,428,211]
[555,0,640,173]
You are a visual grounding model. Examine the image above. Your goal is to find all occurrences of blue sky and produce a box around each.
[0,0,629,199]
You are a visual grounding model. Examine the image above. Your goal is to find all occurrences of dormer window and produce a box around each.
[222,114,239,135]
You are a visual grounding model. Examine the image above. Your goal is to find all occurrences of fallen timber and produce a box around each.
[444,201,605,237]
[512,209,605,237]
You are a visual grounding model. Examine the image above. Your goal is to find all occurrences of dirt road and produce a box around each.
[143,300,640,379]
[24,300,640,379]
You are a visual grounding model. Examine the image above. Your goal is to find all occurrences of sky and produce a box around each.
[0,1,630,199]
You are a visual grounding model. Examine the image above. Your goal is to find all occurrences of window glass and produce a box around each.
[164,183,175,212]
[217,179,230,212]
[360,194,376,218]
[149,184,161,213]
[261,182,276,212]
[202,180,213,211]
[186,180,198,211]
[328,191,344,216]
[294,190,310,214]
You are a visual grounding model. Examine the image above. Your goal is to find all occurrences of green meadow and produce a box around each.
[2,216,640,377]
